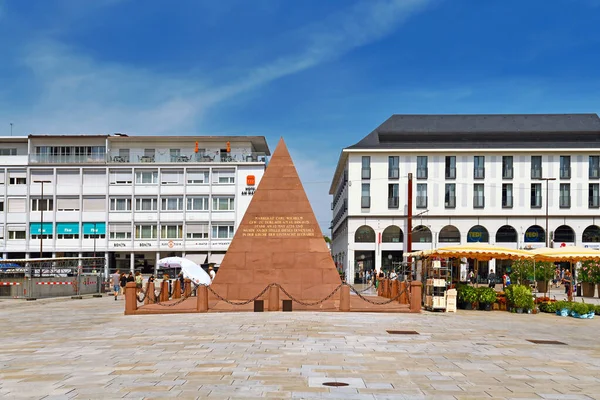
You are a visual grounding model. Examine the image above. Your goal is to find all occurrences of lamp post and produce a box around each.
[537,177,556,247]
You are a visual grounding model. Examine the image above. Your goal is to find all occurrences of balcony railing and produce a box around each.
[30,154,106,164]
[388,168,399,179]
[107,152,268,164]
[361,168,371,180]
[388,197,399,208]
[361,196,371,208]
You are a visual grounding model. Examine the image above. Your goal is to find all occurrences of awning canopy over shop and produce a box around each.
[531,246,600,262]
[208,253,225,266]
[406,242,534,261]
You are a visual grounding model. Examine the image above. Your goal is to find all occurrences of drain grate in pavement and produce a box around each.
[322,382,349,387]
[527,339,567,345]
[387,330,419,335]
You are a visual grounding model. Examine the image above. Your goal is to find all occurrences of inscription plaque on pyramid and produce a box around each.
[210,138,341,301]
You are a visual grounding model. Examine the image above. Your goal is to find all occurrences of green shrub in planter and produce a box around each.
[555,301,571,312]
[571,302,589,316]
[457,285,477,305]
[510,285,533,310]
[538,302,557,313]
[477,287,497,305]
[585,303,596,314]
[595,305,600,315]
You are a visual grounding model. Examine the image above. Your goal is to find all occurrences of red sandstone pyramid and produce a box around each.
[210,138,341,300]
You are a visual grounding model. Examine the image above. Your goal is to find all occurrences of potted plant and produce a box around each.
[477,287,497,311]
[533,261,555,295]
[457,285,477,310]
[509,284,533,313]
[509,259,534,286]
[555,300,571,317]
[579,261,599,298]
[496,295,507,311]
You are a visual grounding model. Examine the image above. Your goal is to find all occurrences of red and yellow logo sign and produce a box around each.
[246,175,255,186]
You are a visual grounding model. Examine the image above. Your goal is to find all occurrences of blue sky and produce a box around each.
[1,0,600,233]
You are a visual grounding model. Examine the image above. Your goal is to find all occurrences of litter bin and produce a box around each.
[576,283,581,297]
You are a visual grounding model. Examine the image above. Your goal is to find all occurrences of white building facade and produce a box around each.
[0,134,270,277]
[330,114,600,283]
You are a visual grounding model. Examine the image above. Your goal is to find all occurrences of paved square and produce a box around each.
[1,296,599,399]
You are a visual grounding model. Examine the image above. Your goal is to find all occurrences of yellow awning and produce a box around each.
[531,246,600,262]
[408,242,533,261]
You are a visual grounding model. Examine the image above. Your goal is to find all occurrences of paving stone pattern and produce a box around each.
[1,296,600,399]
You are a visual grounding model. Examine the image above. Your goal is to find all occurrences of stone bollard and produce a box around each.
[339,285,350,312]
[377,279,383,297]
[383,279,390,298]
[391,280,399,299]
[172,279,181,299]
[196,285,208,312]
[144,282,156,305]
[410,281,423,313]
[399,281,409,304]
[268,285,279,311]
[184,279,191,298]
[160,281,170,302]
[125,282,137,315]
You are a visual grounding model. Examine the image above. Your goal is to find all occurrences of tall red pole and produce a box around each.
[407,173,413,276]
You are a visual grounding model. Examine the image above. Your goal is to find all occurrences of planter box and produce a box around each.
[536,280,548,294]
[582,282,595,298]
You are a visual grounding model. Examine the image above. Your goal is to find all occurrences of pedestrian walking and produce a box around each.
[488,269,496,289]
[111,269,120,301]
[135,271,143,294]
[119,273,127,299]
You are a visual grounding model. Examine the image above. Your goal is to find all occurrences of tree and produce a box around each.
[323,236,331,244]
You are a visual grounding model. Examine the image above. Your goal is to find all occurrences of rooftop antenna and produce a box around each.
[10,123,13,136]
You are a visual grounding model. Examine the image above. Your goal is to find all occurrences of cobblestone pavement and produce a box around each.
[1,296,599,400]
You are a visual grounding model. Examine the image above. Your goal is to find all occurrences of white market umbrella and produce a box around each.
[157,256,211,285]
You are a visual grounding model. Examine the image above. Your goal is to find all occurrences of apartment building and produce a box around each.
[0,134,270,277]
[329,114,600,282]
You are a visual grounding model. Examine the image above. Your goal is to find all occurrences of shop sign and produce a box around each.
[160,241,183,249]
[212,241,231,247]
[111,242,128,248]
[136,242,154,248]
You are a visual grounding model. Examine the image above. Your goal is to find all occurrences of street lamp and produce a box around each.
[536,177,556,247]
[34,180,51,259]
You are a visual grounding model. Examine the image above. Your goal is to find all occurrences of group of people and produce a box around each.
[359,269,402,288]
[110,267,216,301]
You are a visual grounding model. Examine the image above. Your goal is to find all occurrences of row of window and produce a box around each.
[3,196,236,213]
[0,169,236,186]
[361,155,600,181]
[1,223,234,240]
[361,183,600,209]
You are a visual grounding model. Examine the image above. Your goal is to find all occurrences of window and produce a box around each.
[445,184,456,208]
[590,156,600,179]
[211,223,234,239]
[9,177,26,185]
[417,156,428,179]
[56,198,80,211]
[135,170,158,184]
[531,156,542,179]
[361,183,370,208]
[7,198,26,212]
[186,224,209,239]
[8,228,26,240]
[187,169,209,184]
[135,224,157,239]
[0,148,17,155]
[445,156,456,179]
[361,156,371,179]
[161,197,184,211]
[118,149,130,162]
[474,156,485,179]
[589,183,599,208]
[416,183,427,208]
[502,156,513,179]
[388,184,399,208]
[82,170,106,187]
[161,170,182,185]
[110,198,132,211]
[82,197,106,212]
[560,156,571,179]
[31,198,53,211]
[161,224,183,239]
[109,224,132,240]
[170,149,181,162]
[531,183,542,208]
[135,198,158,211]
[388,156,399,179]
[502,184,513,208]
[212,169,235,184]
[56,223,80,240]
[212,197,234,211]
[109,169,132,184]
[0,201,3,212]
[35,146,106,162]
[559,183,570,208]
[473,184,484,208]
[187,197,209,211]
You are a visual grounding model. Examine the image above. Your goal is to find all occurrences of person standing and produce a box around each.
[135,271,143,294]
[111,269,121,301]
[488,270,496,289]
[119,273,127,299]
